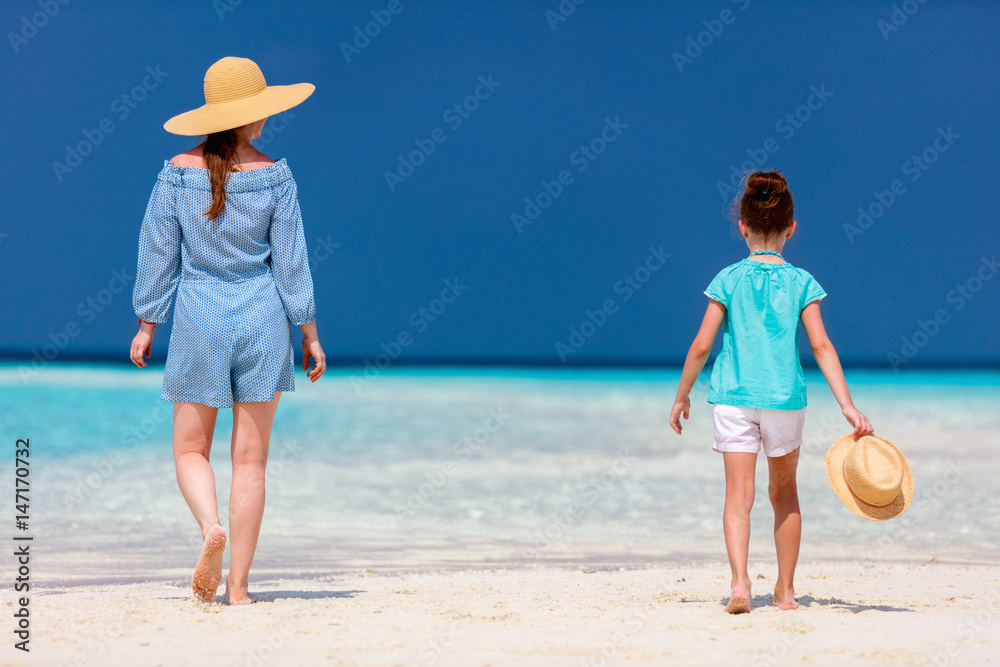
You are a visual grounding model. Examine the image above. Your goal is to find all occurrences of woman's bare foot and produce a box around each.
[191,524,226,602]
[726,581,752,614]
[224,577,259,606]
[773,586,800,610]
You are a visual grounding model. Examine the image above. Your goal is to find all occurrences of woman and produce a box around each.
[129,57,326,605]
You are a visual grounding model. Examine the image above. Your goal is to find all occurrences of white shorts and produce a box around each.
[712,404,806,457]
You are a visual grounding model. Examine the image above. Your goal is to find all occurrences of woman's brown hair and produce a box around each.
[202,128,242,222]
[735,170,794,237]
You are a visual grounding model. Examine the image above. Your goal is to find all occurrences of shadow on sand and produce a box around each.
[681,594,913,613]
[696,594,913,613]
[254,590,364,602]
[166,590,365,603]
[792,594,912,613]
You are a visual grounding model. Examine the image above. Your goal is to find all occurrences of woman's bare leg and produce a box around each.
[173,401,224,601]
[225,392,281,605]
[723,451,757,613]
[767,448,801,610]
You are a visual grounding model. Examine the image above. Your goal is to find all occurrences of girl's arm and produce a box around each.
[800,301,873,439]
[670,299,726,434]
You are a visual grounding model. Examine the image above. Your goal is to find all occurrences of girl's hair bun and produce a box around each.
[745,171,788,205]
[736,170,794,236]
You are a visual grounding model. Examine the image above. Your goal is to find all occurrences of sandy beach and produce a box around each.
[11,560,998,667]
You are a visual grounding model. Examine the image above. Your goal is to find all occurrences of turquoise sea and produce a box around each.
[2,362,997,583]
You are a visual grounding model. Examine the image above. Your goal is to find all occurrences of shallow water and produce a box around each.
[2,362,998,581]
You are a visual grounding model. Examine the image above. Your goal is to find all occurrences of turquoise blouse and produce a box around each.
[704,254,826,410]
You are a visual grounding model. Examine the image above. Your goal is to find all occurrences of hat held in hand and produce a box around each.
[826,434,912,521]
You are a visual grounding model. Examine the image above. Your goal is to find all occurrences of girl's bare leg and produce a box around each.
[225,392,281,605]
[723,452,757,613]
[767,448,801,610]
[173,401,224,601]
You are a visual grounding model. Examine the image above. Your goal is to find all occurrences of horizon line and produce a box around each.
[1,350,998,370]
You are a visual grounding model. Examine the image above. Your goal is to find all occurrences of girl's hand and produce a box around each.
[842,405,874,440]
[670,397,691,435]
[302,335,326,382]
[130,328,153,368]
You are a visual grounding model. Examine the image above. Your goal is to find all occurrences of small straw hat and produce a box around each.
[163,57,314,136]
[825,434,913,521]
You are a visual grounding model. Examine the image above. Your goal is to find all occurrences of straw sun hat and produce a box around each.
[163,57,314,136]
[826,434,913,521]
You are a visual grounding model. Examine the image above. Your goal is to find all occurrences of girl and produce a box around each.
[669,170,873,613]
[129,57,326,605]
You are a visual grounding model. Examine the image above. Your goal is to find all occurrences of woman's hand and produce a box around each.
[130,324,154,368]
[670,397,691,435]
[842,404,874,440]
[302,334,326,382]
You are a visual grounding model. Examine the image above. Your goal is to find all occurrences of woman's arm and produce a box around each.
[670,299,726,434]
[800,301,873,439]
[130,320,156,368]
[271,178,324,382]
[270,179,316,326]
[299,321,326,382]
[131,178,181,368]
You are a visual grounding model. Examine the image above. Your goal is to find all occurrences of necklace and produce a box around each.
[749,250,785,260]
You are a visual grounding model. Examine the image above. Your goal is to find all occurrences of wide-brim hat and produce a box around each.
[164,57,314,136]
[825,433,913,521]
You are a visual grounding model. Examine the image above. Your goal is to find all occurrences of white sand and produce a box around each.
[13,560,1000,667]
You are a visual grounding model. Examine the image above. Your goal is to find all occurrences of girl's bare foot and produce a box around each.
[191,524,226,602]
[773,586,800,610]
[224,577,259,606]
[726,581,752,614]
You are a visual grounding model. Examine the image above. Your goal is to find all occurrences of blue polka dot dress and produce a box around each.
[133,158,316,408]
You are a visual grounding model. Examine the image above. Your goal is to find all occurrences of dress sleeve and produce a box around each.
[133,178,181,323]
[269,178,316,326]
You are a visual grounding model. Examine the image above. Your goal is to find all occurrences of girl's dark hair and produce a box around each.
[202,128,243,222]
[737,170,794,237]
